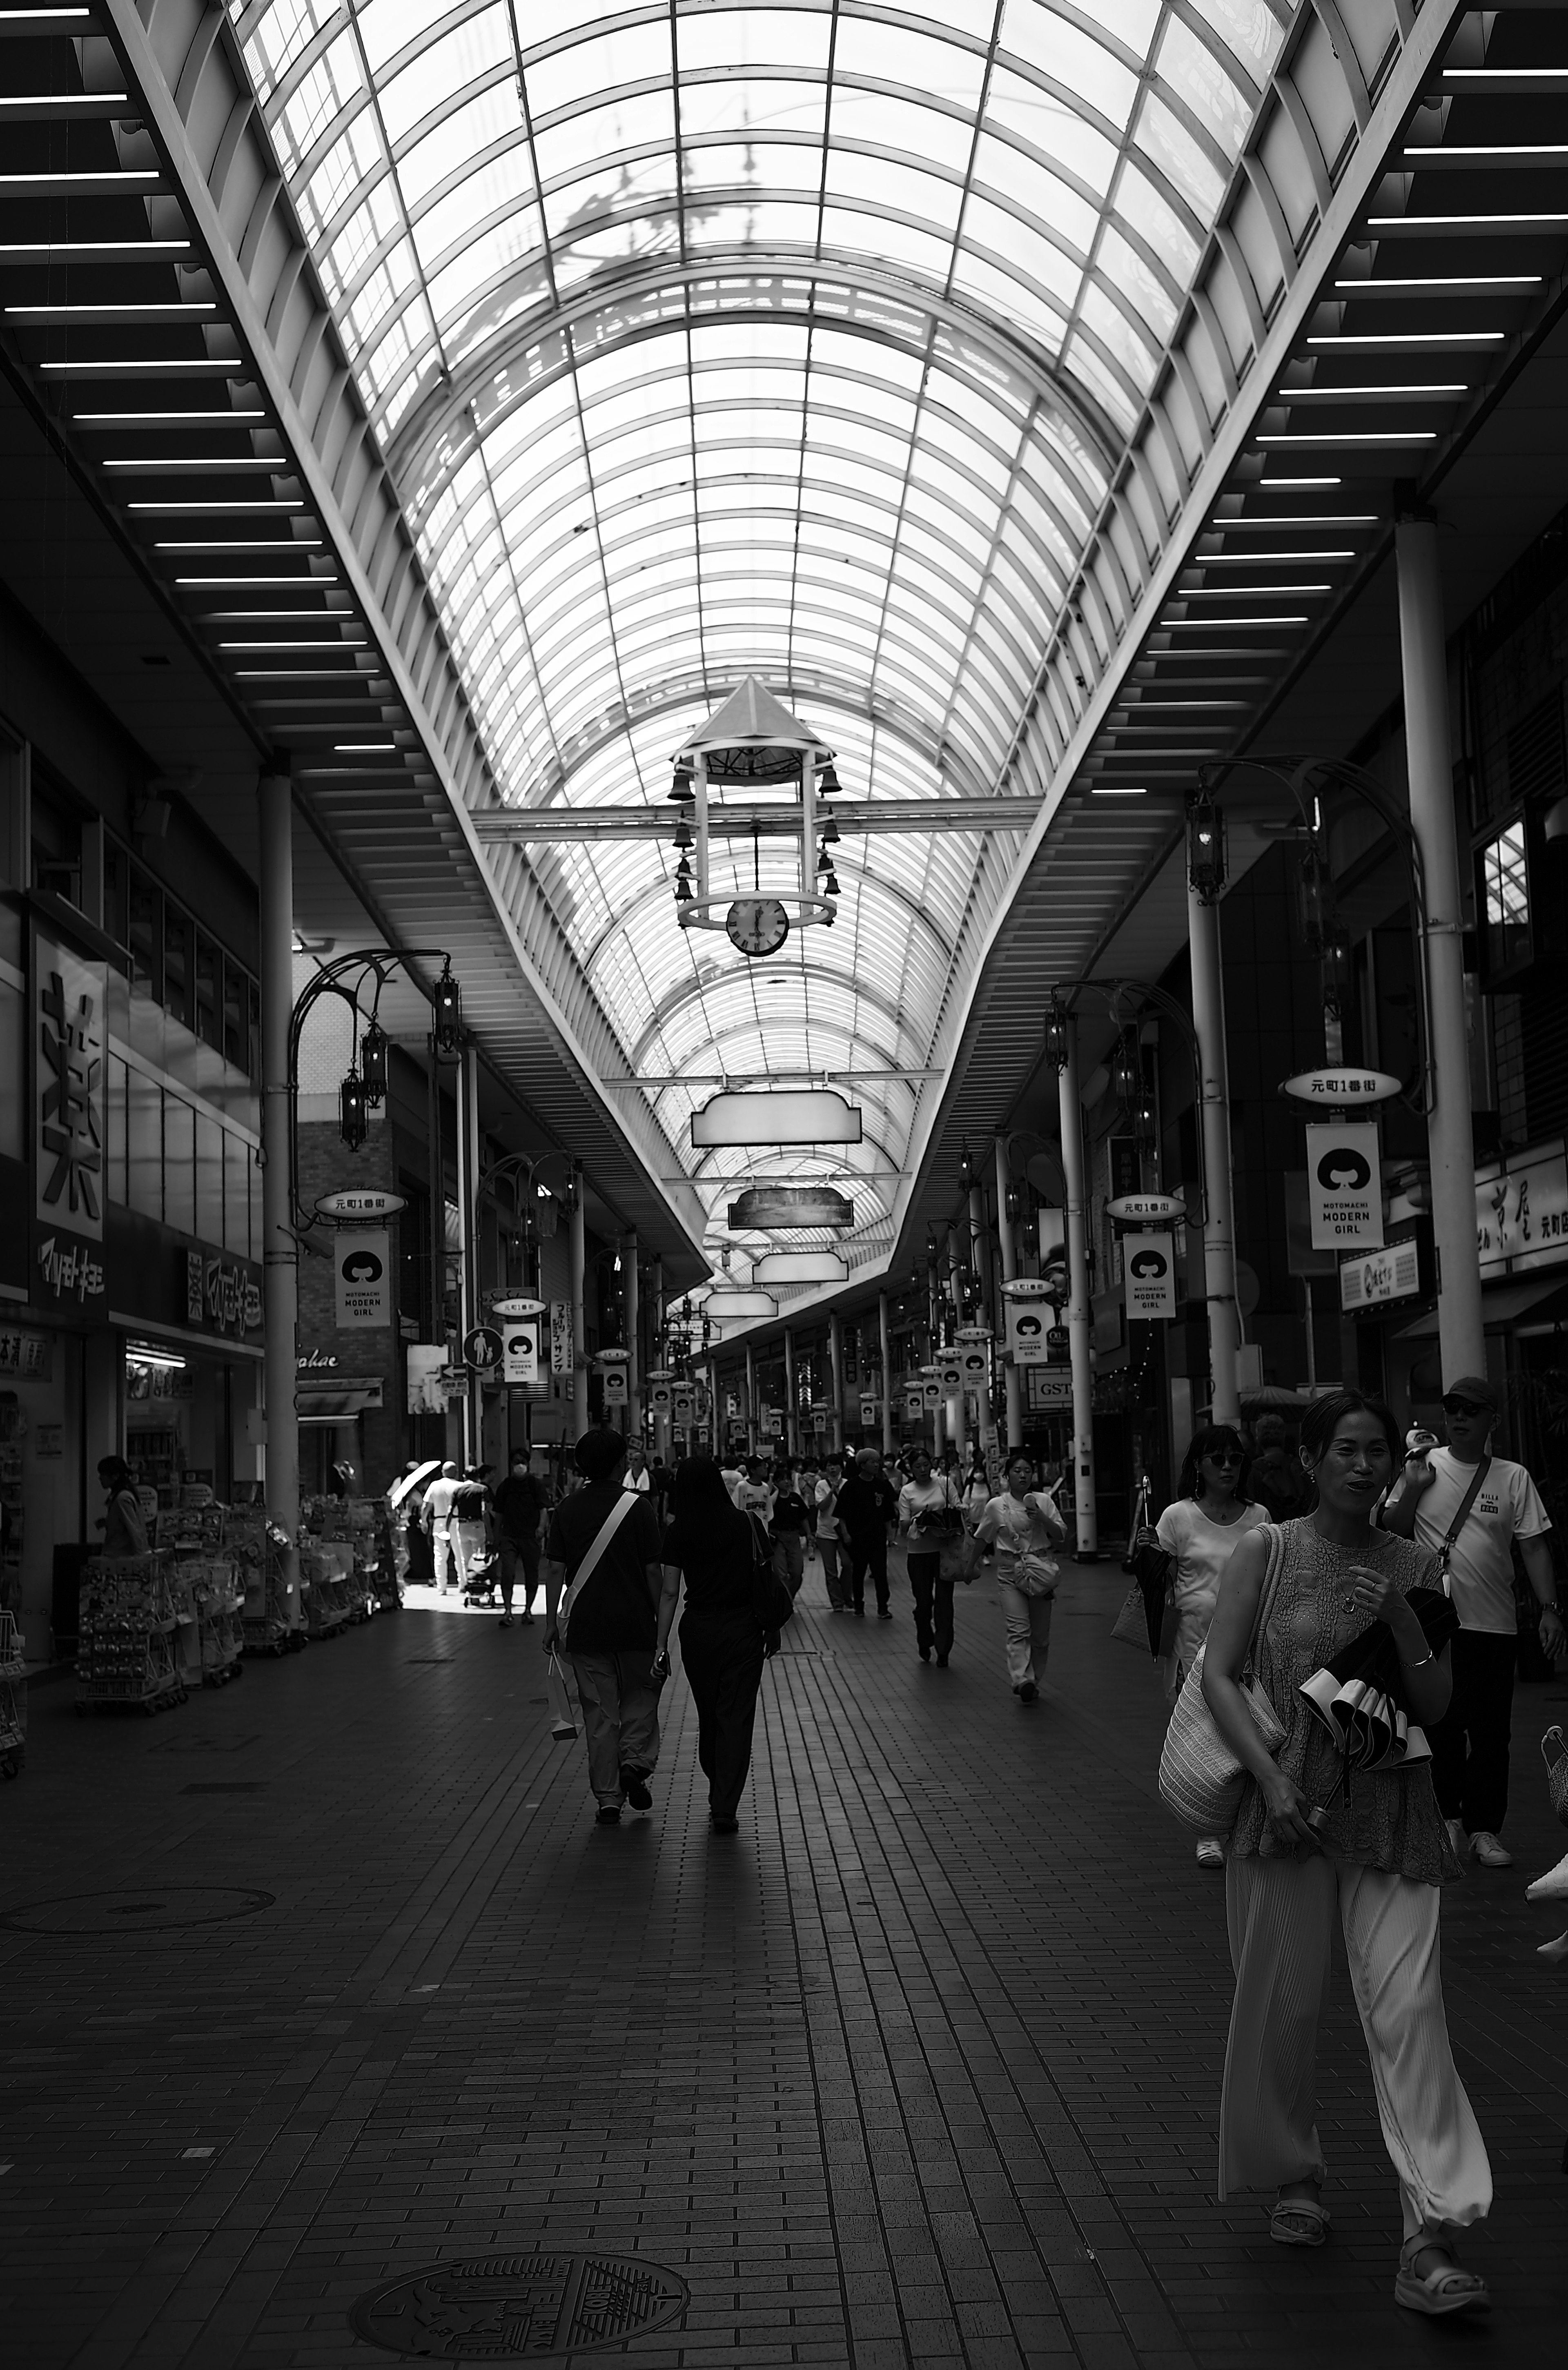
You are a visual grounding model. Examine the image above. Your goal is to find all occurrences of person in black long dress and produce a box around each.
[659,1455,768,1835]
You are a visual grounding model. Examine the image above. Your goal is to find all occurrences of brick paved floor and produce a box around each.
[2,1557,1566,2370]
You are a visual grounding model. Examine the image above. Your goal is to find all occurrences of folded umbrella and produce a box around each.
[1299,1587,1458,1782]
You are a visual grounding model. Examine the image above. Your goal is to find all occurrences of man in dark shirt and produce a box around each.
[542,1428,667,1824]
[492,1449,547,1627]
[835,1447,900,1619]
[768,1461,811,1597]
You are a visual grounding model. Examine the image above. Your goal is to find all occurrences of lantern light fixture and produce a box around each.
[432,959,463,1055]
[359,1017,388,1105]
[1186,789,1227,902]
[957,1140,976,1191]
[339,1070,369,1150]
[1044,991,1069,1074]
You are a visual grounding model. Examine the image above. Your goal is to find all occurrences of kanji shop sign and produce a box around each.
[35,935,105,1242]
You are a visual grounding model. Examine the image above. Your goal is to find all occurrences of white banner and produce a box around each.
[550,1299,573,1375]
[1306,1122,1383,1250]
[502,1324,539,1385]
[1124,1230,1176,1319]
[602,1366,628,1407]
[334,1227,391,1329]
[1007,1303,1049,1365]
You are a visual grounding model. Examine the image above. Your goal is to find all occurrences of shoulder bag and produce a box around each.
[1112,1484,1172,1655]
[1434,1454,1489,1595]
[746,1511,796,1639]
[1158,1522,1287,1834]
[558,1490,641,1642]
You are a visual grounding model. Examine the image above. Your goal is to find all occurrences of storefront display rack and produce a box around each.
[302,1497,390,1620]
[301,1541,353,1639]
[229,1506,296,1655]
[0,1610,26,1776]
[76,1555,185,1716]
[155,1502,244,1687]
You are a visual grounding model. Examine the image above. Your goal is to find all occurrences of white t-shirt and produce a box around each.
[974,1489,1065,1565]
[1154,1499,1268,1619]
[736,1481,773,1523]
[719,1465,745,1505]
[1409,1446,1551,1635]
[814,1475,842,1539]
[898,1475,960,1540]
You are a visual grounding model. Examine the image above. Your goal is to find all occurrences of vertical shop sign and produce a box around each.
[35,935,105,1240]
[502,1325,539,1386]
[1008,1304,1048,1364]
[549,1300,572,1375]
[602,1366,628,1409]
[334,1227,391,1328]
[1124,1231,1176,1319]
[1305,1123,1383,1249]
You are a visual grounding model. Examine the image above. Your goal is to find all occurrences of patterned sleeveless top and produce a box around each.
[1229,1517,1461,1884]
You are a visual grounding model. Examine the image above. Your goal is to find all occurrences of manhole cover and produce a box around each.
[180,1782,269,1795]
[0,1886,275,1935]
[350,2250,687,2360]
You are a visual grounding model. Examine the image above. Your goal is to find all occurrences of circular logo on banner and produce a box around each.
[1015,1313,1043,1339]
[1317,1147,1372,1193]
[1128,1248,1169,1281]
[340,1247,384,1285]
[463,1325,504,1371]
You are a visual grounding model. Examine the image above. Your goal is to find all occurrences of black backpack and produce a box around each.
[744,1511,795,1639]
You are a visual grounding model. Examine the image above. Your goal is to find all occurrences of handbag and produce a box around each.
[1158,1524,1287,1833]
[1114,1486,1172,1655]
[545,1650,578,1741]
[746,1511,795,1638]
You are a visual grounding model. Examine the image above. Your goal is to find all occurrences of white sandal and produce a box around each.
[1394,2234,1489,2316]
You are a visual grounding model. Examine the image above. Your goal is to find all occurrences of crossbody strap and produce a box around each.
[1437,1455,1490,1593]
[560,1490,641,1635]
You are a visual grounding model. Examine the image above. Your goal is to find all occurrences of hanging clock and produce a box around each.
[725,897,790,957]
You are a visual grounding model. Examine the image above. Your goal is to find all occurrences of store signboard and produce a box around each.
[489,1295,545,1318]
[550,1300,572,1375]
[1124,1230,1176,1319]
[334,1227,392,1329]
[1027,1368,1074,1410]
[602,1365,628,1407]
[1007,1303,1049,1365]
[187,1250,262,1337]
[0,1327,52,1381]
[502,1325,539,1386]
[648,1379,673,1416]
[1476,1143,1568,1274]
[672,1390,694,1423]
[860,1396,880,1426]
[1340,1237,1423,1314]
[34,930,105,1243]
[315,1188,405,1221]
[902,1386,924,1418]
[1305,1122,1383,1250]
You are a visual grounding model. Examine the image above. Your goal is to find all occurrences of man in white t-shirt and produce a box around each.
[1382,1373,1563,1868]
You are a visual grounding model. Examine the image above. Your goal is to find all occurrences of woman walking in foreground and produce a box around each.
[1203,1388,1491,2316]
[657,1456,768,1836]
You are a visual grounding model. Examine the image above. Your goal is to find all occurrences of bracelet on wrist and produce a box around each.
[1398,1645,1435,1668]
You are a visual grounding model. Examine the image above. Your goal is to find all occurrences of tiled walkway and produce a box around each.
[3,1557,1566,2370]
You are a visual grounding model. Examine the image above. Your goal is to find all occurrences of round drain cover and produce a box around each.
[351,2250,687,2360]
[0,1885,274,1935]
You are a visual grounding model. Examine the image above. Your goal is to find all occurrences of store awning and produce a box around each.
[295,1379,384,1424]
[1394,1276,1568,1339]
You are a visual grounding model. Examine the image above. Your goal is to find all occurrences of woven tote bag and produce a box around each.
[1158,1525,1287,1834]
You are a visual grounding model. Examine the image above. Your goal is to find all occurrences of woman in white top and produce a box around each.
[898,1449,964,1665]
[966,1450,1067,1702]
[1142,1421,1268,1867]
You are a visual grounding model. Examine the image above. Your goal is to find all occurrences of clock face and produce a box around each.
[725,896,790,957]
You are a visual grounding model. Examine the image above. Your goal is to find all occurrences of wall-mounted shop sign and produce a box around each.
[315,1188,405,1222]
[1026,1368,1074,1410]
[728,1185,854,1230]
[1340,1225,1432,1314]
[298,1348,339,1370]
[860,1396,880,1426]
[334,1228,392,1329]
[1106,1193,1184,1226]
[706,1289,778,1321]
[1000,1276,1054,1301]
[0,1327,52,1381]
[754,1250,849,1285]
[648,1379,674,1416]
[1007,1304,1048,1364]
[488,1295,545,1318]
[601,1365,628,1407]
[693,1091,862,1147]
[550,1301,573,1375]
[35,931,105,1243]
[188,1250,263,1336]
[1124,1231,1176,1319]
[502,1325,539,1387]
[1476,1141,1568,1276]
[1282,1070,1402,1106]
[1305,1121,1383,1249]
[35,1231,105,1308]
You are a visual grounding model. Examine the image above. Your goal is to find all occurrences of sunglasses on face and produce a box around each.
[1206,1451,1243,1465]
[1442,1397,1486,1419]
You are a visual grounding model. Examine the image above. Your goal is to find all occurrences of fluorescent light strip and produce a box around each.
[1162,616,1310,627]
[6,301,214,318]
[1178,583,1332,595]
[232,669,365,679]
[105,458,281,471]
[1332,276,1539,292]
[175,575,335,585]
[1367,213,1568,229]
[0,169,157,187]
[218,639,366,650]
[128,500,304,512]
[1406,146,1568,162]
[1306,332,1501,347]
[1089,786,1149,796]
[39,360,236,375]
[0,240,189,257]
[155,539,322,551]
[1257,432,1437,444]
[1232,515,1378,526]
[1199,550,1356,559]
[1282,383,1468,395]
[1258,476,1341,487]
[200,610,343,621]
[334,742,398,751]
[76,411,265,424]
[1443,67,1568,81]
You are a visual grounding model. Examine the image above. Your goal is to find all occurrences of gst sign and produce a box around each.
[36,940,105,1241]
[1476,1147,1568,1275]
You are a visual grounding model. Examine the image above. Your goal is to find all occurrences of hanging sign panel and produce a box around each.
[648,1379,674,1417]
[602,1366,628,1407]
[693,1091,862,1147]
[1124,1230,1176,1319]
[550,1300,573,1375]
[1026,1368,1074,1410]
[502,1325,539,1386]
[860,1395,880,1426]
[1282,1069,1402,1107]
[335,1228,392,1329]
[1306,1122,1383,1249]
[1007,1304,1048,1365]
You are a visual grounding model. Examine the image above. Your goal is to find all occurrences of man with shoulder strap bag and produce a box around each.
[1381,1374,1563,1868]
[541,1429,669,1826]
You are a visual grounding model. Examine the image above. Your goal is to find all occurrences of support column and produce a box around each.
[570,1170,588,1434]
[878,1293,895,1457]
[783,1330,798,1459]
[652,1255,671,1463]
[257,770,301,1630]
[1396,514,1485,1387]
[457,1042,481,1463]
[1187,881,1241,1426]
[969,1182,998,1453]
[1058,1016,1098,1560]
[829,1313,845,1453]
[994,1135,1025,1451]
[745,1341,757,1455]
[624,1234,640,1440]
[944,1226,966,1463]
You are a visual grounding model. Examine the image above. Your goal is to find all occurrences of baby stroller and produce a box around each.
[461,1545,503,1607]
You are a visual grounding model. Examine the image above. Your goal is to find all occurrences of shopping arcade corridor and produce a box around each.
[2,1568,1565,2370]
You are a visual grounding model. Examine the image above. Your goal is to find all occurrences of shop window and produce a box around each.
[129,867,161,1000]
[163,905,192,1028]
[194,933,222,1053]
[247,978,261,1078]
[163,1094,195,1235]
[127,1069,162,1220]
[0,978,21,1163]
[1481,821,1530,977]
[105,1055,129,1205]
[222,958,249,1073]
[224,1129,252,1258]
[196,1111,223,1246]
[103,841,129,950]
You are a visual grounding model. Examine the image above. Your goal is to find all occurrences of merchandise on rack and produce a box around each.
[76,1553,185,1715]
[301,1495,388,1620]
[153,1500,245,1687]
[230,1506,296,1656]
[0,1609,26,1777]
[300,1539,352,1639]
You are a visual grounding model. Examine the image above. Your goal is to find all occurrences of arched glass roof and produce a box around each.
[232,0,1287,1263]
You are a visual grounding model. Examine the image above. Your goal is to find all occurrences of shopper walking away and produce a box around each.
[421,1461,460,1592]
[541,1430,667,1826]
[898,1448,964,1665]
[450,1465,492,1596]
[1380,1374,1561,1868]
[815,1455,846,1609]
[1142,1424,1268,1868]
[1205,1388,1490,2315]
[657,1455,769,1835]
[96,1457,148,1557]
[769,1461,811,1597]
[492,1449,546,1626]
[967,1452,1065,1702]
[836,1447,899,1618]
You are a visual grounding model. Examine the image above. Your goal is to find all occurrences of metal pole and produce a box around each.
[945,1225,966,1463]
[1187,880,1242,1425]
[257,770,301,1631]
[1396,515,1485,1387]
[652,1254,670,1463]
[624,1234,640,1440]
[969,1182,997,1452]
[1302,1277,1317,1390]
[570,1170,588,1434]
[784,1330,798,1459]
[829,1313,844,1453]
[426,1039,445,1350]
[994,1134,1025,1451]
[746,1340,757,1455]
[457,1042,480,1463]
[1058,1016,1099,1560]
[878,1292,895,1457]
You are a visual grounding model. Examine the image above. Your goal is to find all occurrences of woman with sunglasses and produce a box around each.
[1139,1423,1267,1868]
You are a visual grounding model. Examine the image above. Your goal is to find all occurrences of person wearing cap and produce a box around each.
[421,1460,461,1593]
[1381,1374,1563,1869]
[540,1430,668,1825]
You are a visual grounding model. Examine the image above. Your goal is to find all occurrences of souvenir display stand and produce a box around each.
[155,1500,245,1688]
[301,1496,387,1622]
[300,1538,353,1639]
[0,1610,26,1776]
[76,1554,186,1715]
[231,1505,295,1655]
